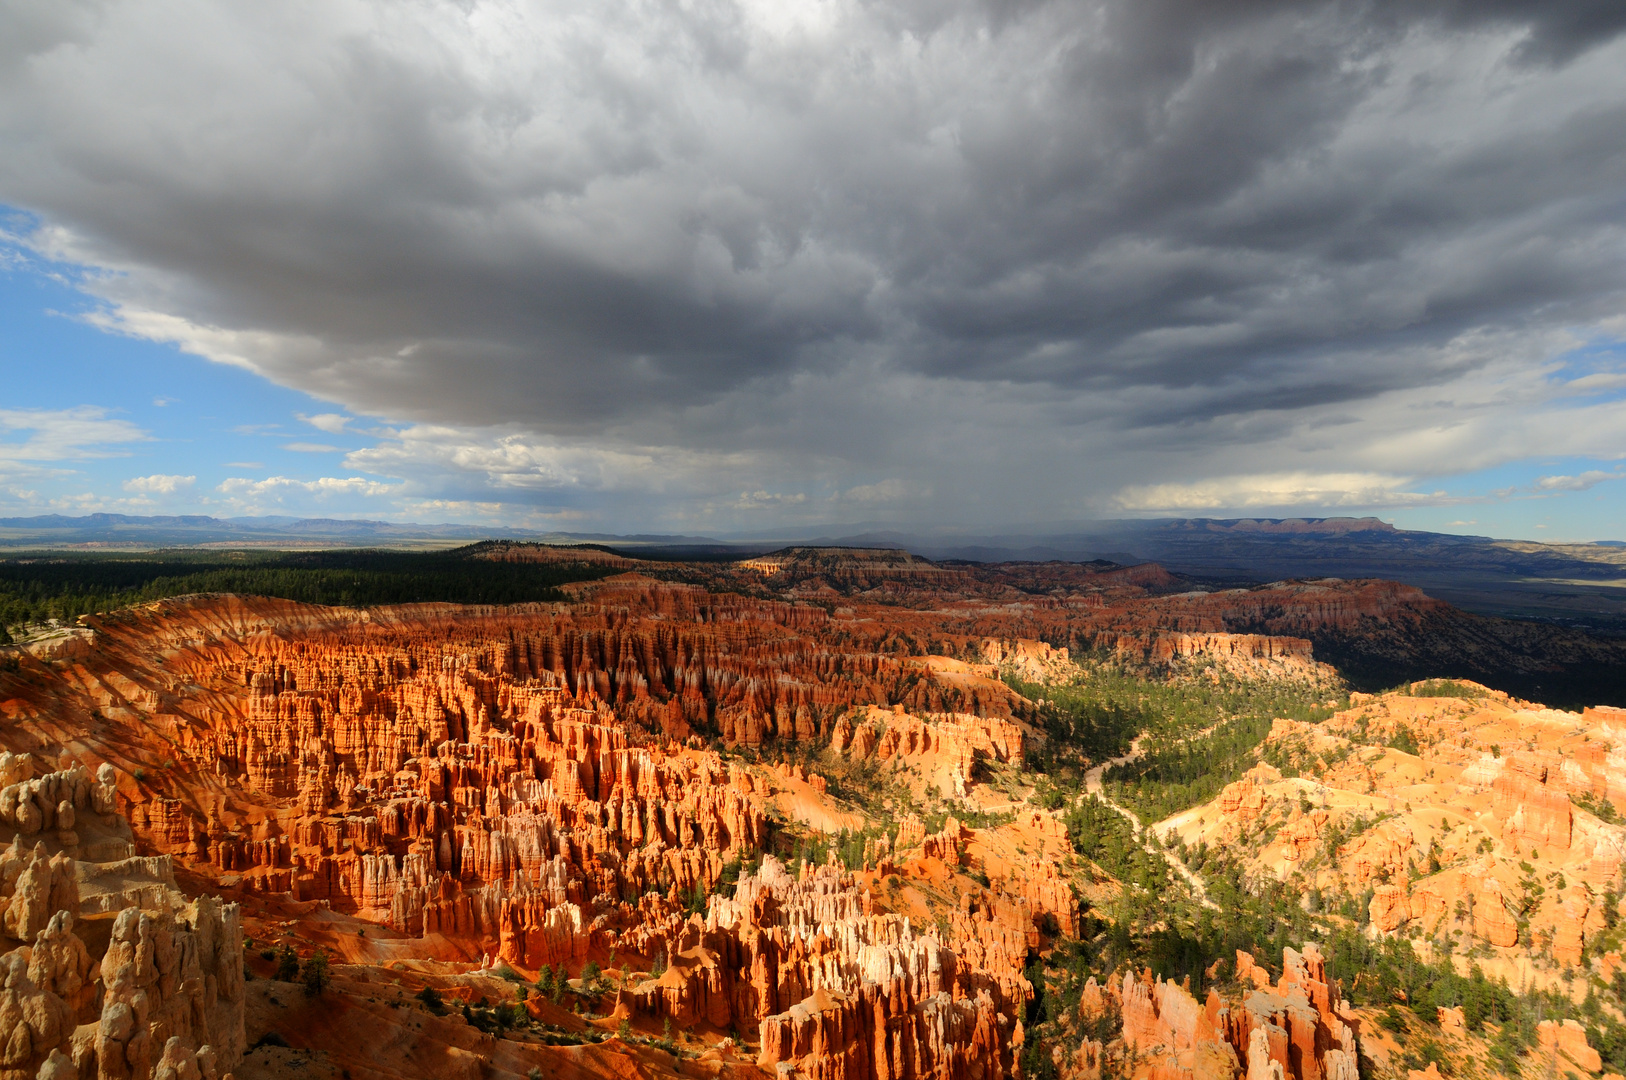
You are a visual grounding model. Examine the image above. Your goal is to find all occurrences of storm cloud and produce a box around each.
[3,0,1625,526]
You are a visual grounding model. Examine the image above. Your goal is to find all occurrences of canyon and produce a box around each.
[0,546,1622,1079]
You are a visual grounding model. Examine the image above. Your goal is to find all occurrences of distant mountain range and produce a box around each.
[3,512,1623,630]
[0,513,729,552]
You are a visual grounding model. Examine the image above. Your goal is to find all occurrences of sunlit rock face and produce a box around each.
[0,583,1053,957]
[1110,945,1359,1080]
[0,754,243,1080]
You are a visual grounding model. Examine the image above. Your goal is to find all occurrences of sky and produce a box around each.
[2,0,1626,542]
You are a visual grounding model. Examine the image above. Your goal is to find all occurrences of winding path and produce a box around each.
[1084,736,1221,911]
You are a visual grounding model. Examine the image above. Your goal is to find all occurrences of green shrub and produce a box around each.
[1407,680,1484,700]
[1386,726,1421,756]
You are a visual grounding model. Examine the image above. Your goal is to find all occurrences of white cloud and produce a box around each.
[122,473,195,494]
[401,498,588,523]
[341,422,770,498]
[216,476,399,499]
[1559,373,1626,394]
[0,407,147,462]
[300,413,350,434]
[8,490,199,515]
[282,442,342,453]
[1113,473,1445,513]
[734,490,808,509]
[1535,470,1621,492]
[76,305,323,379]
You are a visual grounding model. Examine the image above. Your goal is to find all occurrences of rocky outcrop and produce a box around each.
[1107,632,1329,682]
[0,592,1034,956]
[0,944,75,1080]
[757,984,1006,1080]
[0,763,115,850]
[1274,808,1326,864]
[1120,969,1205,1056]
[0,801,242,1080]
[1,842,78,946]
[91,896,244,1080]
[1494,753,1574,854]
[0,589,1094,1079]
[1115,945,1356,1080]
[1549,886,1595,967]
[1471,873,1519,949]
[829,709,1024,801]
[1368,885,1410,933]
[0,749,248,1080]
[980,639,1070,683]
[615,856,1029,1079]
[1339,821,1415,887]
[1217,766,1279,825]
[0,587,1042,978]
[16,573,1620,1079]
[27,912,97,1019]
[1538,1019,1603,1074]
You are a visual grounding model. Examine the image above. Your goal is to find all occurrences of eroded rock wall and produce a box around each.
[1113,945,1358,1080]
[609,856,1027,1080]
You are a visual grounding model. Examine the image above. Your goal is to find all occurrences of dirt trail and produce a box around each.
[1085,736,1221,911]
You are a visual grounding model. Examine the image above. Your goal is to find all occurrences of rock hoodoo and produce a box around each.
[0,754,242,1080]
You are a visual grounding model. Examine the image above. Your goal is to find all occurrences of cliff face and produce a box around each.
[1102,632,1329,683]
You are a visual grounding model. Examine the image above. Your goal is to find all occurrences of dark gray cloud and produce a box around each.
[2,0,1625,525]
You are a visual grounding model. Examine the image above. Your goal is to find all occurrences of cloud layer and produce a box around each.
[4,0,1626,526]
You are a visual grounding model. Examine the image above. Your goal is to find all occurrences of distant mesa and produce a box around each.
[731,547,976,596]
[467,540,638,567]
[737,546,934,574]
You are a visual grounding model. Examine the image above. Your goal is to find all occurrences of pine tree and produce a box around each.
[274,943,300,982]
[301,949,330,996]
